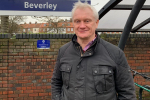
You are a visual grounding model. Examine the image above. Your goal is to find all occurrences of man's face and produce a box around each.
[73,8,99,40]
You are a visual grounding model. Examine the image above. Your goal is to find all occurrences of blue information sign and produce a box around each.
[37,40,50,49]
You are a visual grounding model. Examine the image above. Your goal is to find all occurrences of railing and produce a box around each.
[131,69,150,100]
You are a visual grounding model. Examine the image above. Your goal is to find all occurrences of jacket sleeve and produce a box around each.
[115,50,137,100]
[51,49,63,100]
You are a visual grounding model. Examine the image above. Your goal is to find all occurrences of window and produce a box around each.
[23,29,25,32]
[44,24,46,26]
[68,23,70,26]
[71,28,73,31]
[47,28,49,32]
[34,29,36,31]
[67,28,70,31]
[43,28,45,31]
[28,28,30,31]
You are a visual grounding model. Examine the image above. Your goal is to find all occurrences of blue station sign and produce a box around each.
[0,0,91,16]
[37,40,50,49]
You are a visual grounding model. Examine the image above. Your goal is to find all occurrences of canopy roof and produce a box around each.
[97,0,150,32]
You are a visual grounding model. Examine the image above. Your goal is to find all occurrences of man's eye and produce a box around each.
[76,20,80,23]
[85,20,90,23]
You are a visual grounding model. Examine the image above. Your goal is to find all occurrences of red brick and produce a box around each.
[39,93,48,96]
[16,87,22,90]
[49,93,51,96]
[24,97,34,100]
[8,94,18,97]
[0,81,7,84]
[3,91,8,94]
[14,90,23,94]
[8,98,13,100]
[8,63,14,66]
[35,73,42,76]
[33,89,43,93]
[19,94,28,97]
[37,86,41,90]
[0,67,7,70]
[16,73,22,76]
[8,91,13,94]
[2,77,8,81]
[27,87,32,90]
[0,95,7,98]
[22,87,26,90]
[32,59,36,62]
[24,90,33,93]
[42,86,47,89]
[18,80,28,83]
[27,59,32,62]
[29,93,38,97]
[21,59,26,62]
[8,77,14,80]
[2,70,7,73]
[3,84,7,87]
[8,70,13,73]
[32,86,36,90]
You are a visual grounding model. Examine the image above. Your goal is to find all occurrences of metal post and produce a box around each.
[118,0,146,50]
[139,88,143,100]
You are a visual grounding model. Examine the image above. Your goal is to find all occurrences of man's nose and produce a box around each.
[79,22,86,28]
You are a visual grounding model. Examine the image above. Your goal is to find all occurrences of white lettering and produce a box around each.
[49,4,52,9]
[24,2,29,8]
[34,4,38,8]
[46,2,49,9]
[43,4,46,8]
[30,3,33,8]
[24,2,57,10]
[53,4,57,10]
[39,4,43,9]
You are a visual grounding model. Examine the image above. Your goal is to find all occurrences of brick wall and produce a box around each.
[0,34,150,100]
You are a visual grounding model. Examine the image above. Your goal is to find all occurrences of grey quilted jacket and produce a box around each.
[51,33,137,100]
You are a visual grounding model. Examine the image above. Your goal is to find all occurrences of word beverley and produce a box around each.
[24,2,57,10]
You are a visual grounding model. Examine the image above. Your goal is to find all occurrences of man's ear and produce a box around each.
[96,19,99,27]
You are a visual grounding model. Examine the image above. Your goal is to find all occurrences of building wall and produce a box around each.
[33,28,39,33]
[0,35,150,100]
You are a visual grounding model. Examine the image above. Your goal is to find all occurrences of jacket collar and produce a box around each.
[72,31,100,53]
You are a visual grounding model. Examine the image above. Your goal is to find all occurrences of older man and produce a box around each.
[51,1,136,100]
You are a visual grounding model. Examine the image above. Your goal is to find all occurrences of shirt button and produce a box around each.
[109,70,112,73]
[67,68,70,70]
[89,53,91,55]
[75,88,78,90]
[94,70,98,73]
[56,95,58,97]
[77,66,79,68]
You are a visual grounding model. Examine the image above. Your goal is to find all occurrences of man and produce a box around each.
[51,1,136,100]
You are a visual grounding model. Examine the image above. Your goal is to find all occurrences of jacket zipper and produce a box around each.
[79,46,83,57]
[79,46,86,100]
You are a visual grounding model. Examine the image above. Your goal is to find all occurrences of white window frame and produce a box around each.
[67,28,70,31]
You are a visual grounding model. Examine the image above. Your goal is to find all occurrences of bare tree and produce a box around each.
[8,16,27,34]
[0,16,26,34]
[1,16,9,33]
[32,16,70,33]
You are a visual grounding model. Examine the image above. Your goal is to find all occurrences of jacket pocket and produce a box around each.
[92,66,114,93]
[60,64,72,89]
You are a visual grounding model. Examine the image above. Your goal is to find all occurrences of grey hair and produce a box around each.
[71,1,99,21]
